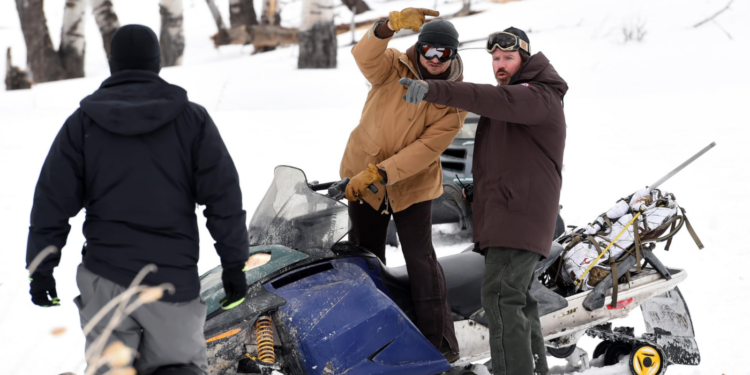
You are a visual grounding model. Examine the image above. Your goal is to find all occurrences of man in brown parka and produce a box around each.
[402,27,567,375]
[340,8,467,361]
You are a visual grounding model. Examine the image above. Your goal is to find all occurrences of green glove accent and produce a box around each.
[220,296,246,310]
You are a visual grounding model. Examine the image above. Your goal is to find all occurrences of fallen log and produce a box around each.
[211,24,299,51]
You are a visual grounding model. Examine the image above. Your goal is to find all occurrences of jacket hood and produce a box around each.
[80,70,188,136]
[510,52,568,98]
[402,45,464,82]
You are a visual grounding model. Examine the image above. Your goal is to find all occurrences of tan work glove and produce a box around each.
[388,8,440,33]
[346,164,384,201]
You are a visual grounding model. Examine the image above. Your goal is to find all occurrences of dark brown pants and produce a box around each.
[348,199,459,354]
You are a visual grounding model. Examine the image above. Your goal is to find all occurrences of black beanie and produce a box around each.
[418,19,459,49]
[503,26,530,53]
[109,24,161,74]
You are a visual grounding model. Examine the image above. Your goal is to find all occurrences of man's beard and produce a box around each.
[495,68,511,85]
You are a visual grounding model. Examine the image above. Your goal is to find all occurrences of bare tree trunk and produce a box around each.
[298,0,336,69]
[5,48,32,90]
[260,0,280,25]
[160,0,184,67]
[90,0,120,59]
[456,0,471,17]
[205,0,231,45]
[258,0,281,51]
[229,0,258,28]
[341,0,369,15]
[60,0,86,78]
[15,0,66,83]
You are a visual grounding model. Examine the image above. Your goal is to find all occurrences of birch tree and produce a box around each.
[90,0,121,59]
[160,0,185,67]
[15,0,87,83]
[298,0,336,68]
[60,0,87,78]
[205,0,231,45]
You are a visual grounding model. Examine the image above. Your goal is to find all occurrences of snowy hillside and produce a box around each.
[1,0,749,374]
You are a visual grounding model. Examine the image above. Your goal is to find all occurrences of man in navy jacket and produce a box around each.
[26,25,248,374]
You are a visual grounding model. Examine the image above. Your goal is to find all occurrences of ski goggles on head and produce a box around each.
[417,43,457,63]
[486,32,529,54]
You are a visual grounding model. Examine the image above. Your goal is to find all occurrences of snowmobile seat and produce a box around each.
[534,242,565,278]
[381,242,567,320]
[380,250,485,319]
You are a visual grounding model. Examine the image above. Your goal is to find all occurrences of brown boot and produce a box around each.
[440,337,461,363]
[442,349,461,363]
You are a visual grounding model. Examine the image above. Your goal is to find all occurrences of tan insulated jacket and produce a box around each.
[340,22,467,213]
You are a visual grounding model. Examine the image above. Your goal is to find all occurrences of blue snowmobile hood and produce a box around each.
[80,70,188,136]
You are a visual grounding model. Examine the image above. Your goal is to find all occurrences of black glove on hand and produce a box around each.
[400,78,430,104]
[29,272,60,307]
[221,263,248,310]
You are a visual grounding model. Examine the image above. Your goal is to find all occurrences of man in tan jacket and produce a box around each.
[339,8,467,362]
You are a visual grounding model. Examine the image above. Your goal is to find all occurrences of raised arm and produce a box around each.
[352,9,439,87]
[351,21,397,87]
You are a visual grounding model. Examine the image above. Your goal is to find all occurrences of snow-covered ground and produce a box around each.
[1,0,748,373]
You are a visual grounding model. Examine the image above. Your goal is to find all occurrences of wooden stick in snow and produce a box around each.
[693,0,734,28]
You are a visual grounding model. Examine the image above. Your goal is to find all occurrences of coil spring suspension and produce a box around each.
[255,315,275,364]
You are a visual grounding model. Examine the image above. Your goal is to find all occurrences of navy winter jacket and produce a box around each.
[26,70,249,302]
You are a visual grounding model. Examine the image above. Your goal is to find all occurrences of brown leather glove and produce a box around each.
[388,8,440,33]
[346,164,384,201]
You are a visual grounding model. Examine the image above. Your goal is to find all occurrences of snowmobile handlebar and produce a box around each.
[311,178,378,200]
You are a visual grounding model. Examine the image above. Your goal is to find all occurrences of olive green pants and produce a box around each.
[481,247,548,375]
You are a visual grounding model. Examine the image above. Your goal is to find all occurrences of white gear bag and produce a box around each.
[560,189,683,290]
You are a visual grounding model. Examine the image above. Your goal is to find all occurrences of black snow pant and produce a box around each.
[481,247,548,375]
[348,199,459,355]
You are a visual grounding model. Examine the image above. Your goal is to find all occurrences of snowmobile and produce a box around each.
[199,163,704,375]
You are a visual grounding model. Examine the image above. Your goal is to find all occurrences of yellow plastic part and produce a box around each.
[631,345,662,375]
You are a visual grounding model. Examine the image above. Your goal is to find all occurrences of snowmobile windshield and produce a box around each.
[247,166,349,253]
